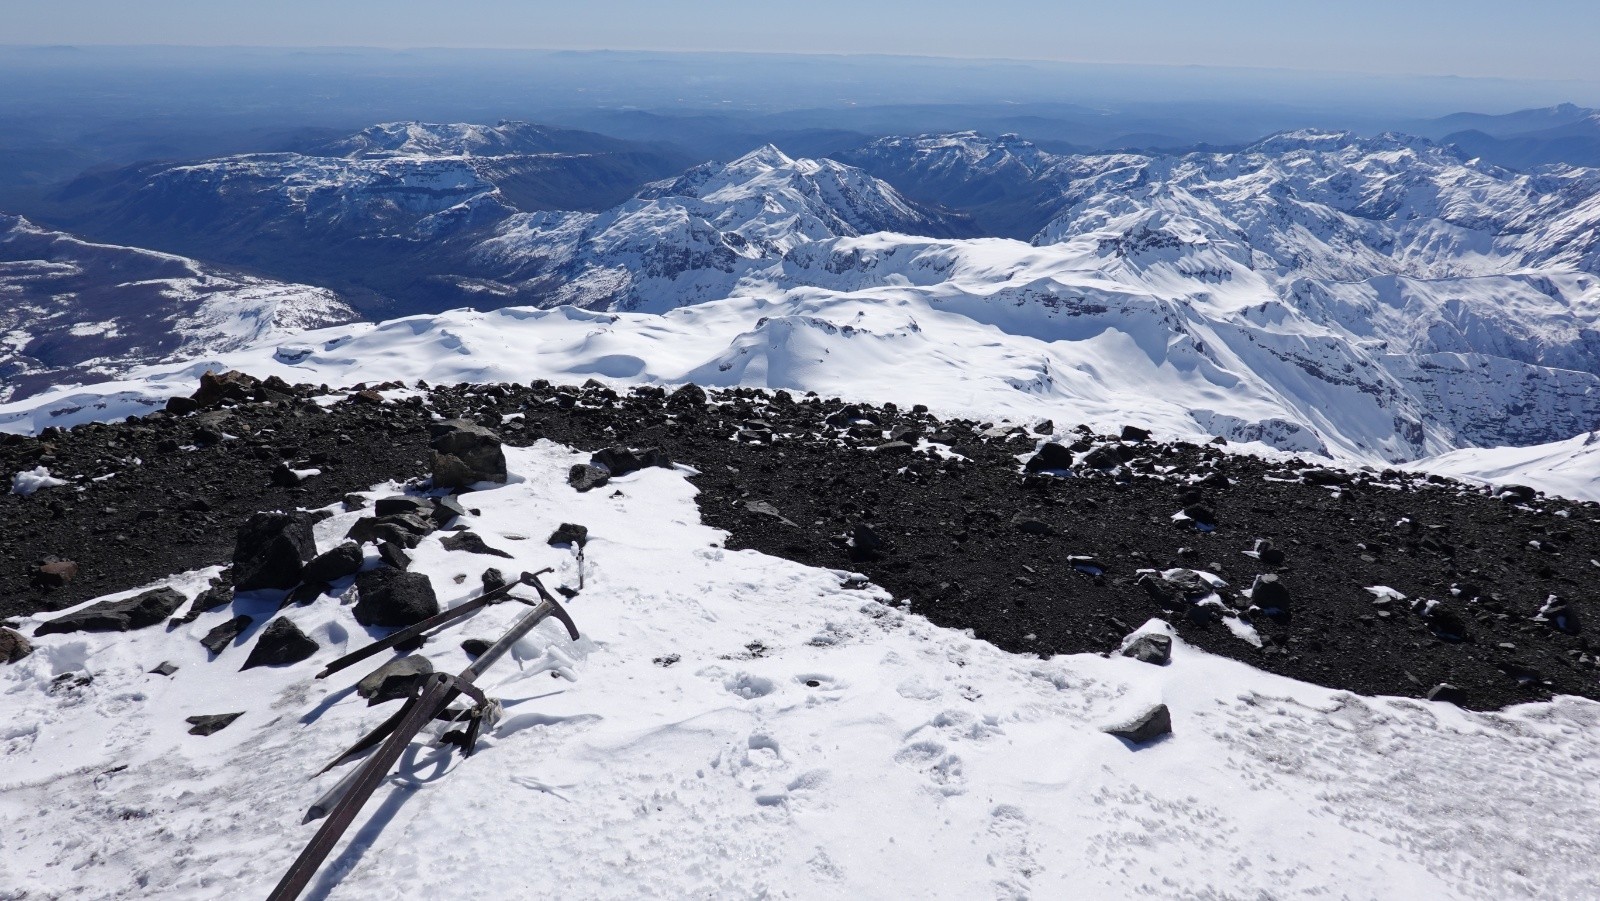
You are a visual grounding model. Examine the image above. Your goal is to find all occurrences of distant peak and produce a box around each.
[732,144,796,168]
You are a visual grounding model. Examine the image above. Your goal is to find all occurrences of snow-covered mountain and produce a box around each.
[0,215,356,401]
[9,126,1600,494]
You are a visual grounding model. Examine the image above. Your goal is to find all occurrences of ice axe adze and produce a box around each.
[266,573,579,901]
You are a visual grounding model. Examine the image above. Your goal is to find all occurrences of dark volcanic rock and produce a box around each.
[301,543,364,585]
[186,712,244,735]
[353,568,440,628]
[378,541,412,570]
[1250,574,1291,612]
[200,615,252,655]
[429,420,507,489]
[232,511,317,591]
[461,637,492,658]
[1426,683,1469,705]
[1024,442,1074,473]
[241,617,319,669]
[374,496,435,519]
[1120,425,1152,442]
[356,655,434,704]
[0,627,33,663]
[35,587,186,636]
[568,464,611,493]
[440,531,514,559]
[1105,704,1172,744]
[1122,633,1173,665]
[548,523,589,547]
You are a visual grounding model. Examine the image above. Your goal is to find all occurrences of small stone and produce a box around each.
[461,638,492,658]
[1023,442,1074,473]
[356,655,434,704]
[1011,515,1053,536]
[241,617,319,670]
[0,627,33,663]
[1122,634,1173,666]
[186,712,244,736]
[1250,574,1291,611]
[568,464,611,493]
[149,661,179,677]
[440,531,514,559]
[34,559,79,588]
[547,523,589,547]
[481,568,509,592]
[1104,704,1172,744]
[201,615,252,655]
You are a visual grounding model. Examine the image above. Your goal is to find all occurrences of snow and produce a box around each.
[1404,430,1600,501]
[4,441,1599,899]
[9,465,66,495]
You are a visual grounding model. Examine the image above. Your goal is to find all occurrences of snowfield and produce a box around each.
[3,443,1599,899]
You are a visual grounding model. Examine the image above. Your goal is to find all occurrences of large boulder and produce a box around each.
[353,568,440,628]
[1121,633,1173,666]
[233,511,317,591]
[35,587,186,636]
[241,617,319,669]
[429,420,507,489]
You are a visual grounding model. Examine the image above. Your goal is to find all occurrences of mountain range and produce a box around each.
[3,120,1599,495]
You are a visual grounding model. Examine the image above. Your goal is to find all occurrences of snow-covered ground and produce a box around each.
[2,296,1595,500]
[3,442,1598,899]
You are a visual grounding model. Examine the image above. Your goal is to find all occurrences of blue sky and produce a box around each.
[4,0,1595,82]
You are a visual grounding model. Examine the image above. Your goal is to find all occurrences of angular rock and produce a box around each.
[201,615,253,655]
[428,420,507,489]
[1250,573,1291,611]
[173,583,233,625]
[847,524,889,563]
[241,617,319,669]
[353,568,440,628]
[149,661,179,677]
[186,712,244,736]
[481,568,509,593]
[165,395,200,416]
[192,369,259,408]
[1535,595,1582,635]
[1182,505,1218,528]
[547,523,589,547]
[1082,446,1122,470]
[232,511,317,592]
[0,627,33,663]
[374,496,435,518]
[591,447,643,477]
[1104,704,1172,744]
[1023,442,1074,472]
[1122,633,1173,666]
[35,587,187,636]
[378,541,412,570]
[1120,425,1152,442]
[356,655,434,704]
[667,383,707,410]
[33,558,79,588]
[301,542,364,585]
[440,531,514,559]
[568,464,610,493]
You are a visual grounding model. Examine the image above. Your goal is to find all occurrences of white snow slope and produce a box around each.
[4,442,1598,899]
[2,293,1595,499]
